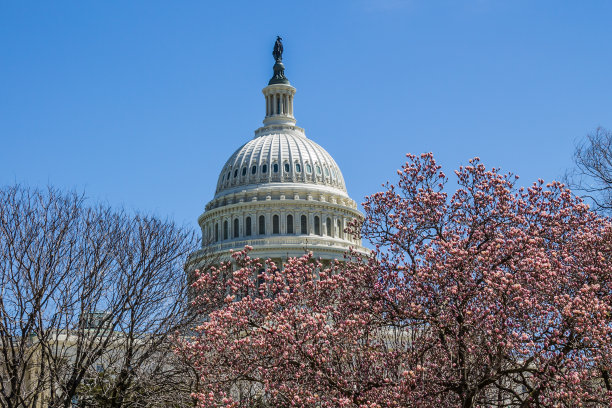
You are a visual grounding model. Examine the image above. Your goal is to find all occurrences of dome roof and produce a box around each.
[215,128,346,197]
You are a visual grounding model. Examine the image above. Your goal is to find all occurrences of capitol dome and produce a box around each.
[215,130,347,197]
[188,38,368,266]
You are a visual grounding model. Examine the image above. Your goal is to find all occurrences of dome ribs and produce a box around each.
[213,132,347,200]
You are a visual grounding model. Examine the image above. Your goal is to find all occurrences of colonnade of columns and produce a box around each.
[204,209,357,244]
[265,90,294,117]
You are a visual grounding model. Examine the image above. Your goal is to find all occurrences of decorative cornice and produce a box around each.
[254,123,304,138]
[188,236,370,265]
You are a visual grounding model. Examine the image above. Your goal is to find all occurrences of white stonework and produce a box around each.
[188,64,368,266]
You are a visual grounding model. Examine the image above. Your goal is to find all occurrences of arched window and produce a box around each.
[227,172,231,181]
[326,217,332,237]
[273,163,279,173]
[314,216,321,236]
[259,215,265,235]
[234,169,238,178]
[295,163,301,173]
[337,219,343,239]
[324,167,330,177]
[234,218,239,238]
[262,164,268,174]
[305,163,312,173]
[242,167,247,176]
[245,217,252,236]
[273,215,280,234]
[316,166,321,175]
[301,215,307,234]
[251,165,257,175]
[215,223,219,242]
[286,214,294,234]
[223,220,228,240]
[284,163,290,173]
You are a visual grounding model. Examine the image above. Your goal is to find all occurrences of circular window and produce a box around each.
[284,163,290,172]
[306,164,312,173]
[295,163,301,173]
[262,164,268,174]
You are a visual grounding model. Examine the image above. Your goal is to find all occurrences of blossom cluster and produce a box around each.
[181,153,612,407]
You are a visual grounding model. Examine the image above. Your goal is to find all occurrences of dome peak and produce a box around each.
[269,36,289,85]
[262,37,297,126]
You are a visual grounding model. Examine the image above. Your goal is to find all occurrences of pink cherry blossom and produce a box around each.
[180,153,612,407]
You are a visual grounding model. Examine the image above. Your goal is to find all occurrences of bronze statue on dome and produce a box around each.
[273,36,283,62]
[269,36,288,85]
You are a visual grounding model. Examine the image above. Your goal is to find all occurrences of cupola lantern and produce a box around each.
[263,36,296,126]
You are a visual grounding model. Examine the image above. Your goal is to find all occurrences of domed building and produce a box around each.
[188,38,368,267]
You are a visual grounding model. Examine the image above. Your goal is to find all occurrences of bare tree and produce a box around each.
[567,127,612,214]
[0,185,205,408]
[71,216,212,408]
[0,186,85,408]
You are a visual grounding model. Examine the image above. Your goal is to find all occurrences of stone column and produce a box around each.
[309,212,314,235]
[280,209,285,234]
[332,215,338,238]
[283,94,288,115]
[272,94,277,115]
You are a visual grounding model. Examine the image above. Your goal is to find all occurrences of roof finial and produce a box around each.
[273,36,283,62]
[269,36,289,85]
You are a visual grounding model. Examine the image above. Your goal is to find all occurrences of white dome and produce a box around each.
[215,127,346,198]
[187,41,369,268]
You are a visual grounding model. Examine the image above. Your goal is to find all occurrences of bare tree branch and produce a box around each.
[0,185,207,408]
[566,127,612,214]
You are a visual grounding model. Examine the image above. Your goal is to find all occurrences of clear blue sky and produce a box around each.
[1,1,611,229]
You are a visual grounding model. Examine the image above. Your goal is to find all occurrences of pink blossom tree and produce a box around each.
[181,153,612,407]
